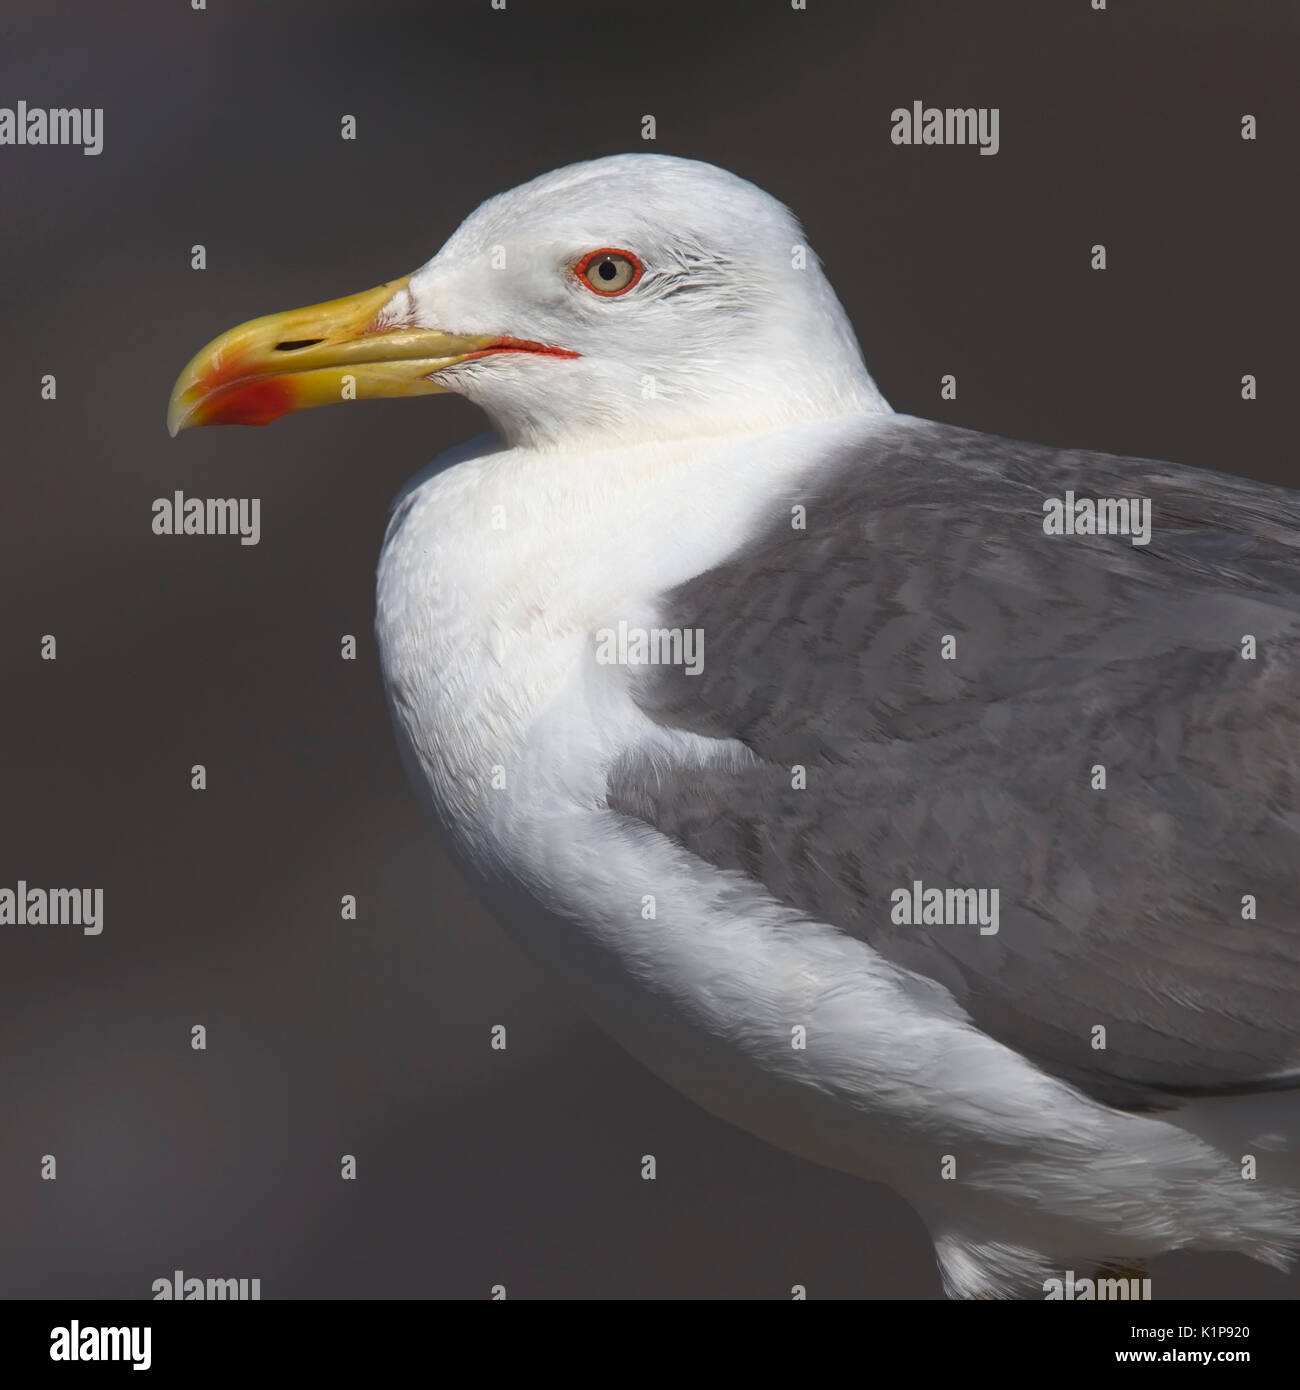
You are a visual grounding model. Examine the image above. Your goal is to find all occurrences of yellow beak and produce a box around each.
[166,275,499,436]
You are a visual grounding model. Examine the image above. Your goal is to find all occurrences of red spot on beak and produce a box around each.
[198,377,299,427]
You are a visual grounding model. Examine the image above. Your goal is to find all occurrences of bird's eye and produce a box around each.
[575,248,643,296]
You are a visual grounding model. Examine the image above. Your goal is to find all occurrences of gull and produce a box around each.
[169,153,1300,1298]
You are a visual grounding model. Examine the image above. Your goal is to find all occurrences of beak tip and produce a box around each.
[167,382,194,437]
[166,380,186,439]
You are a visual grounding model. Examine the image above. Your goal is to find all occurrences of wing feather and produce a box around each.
[607,417,1300,1110]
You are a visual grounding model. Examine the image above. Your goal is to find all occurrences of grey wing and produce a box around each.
[606,416,1300,1111]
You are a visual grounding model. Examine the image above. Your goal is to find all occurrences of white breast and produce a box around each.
[374,415,877,856]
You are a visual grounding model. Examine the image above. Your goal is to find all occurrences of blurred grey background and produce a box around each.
[1,0,1297,1298]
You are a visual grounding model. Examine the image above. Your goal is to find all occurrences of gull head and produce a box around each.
[168,153,886,450]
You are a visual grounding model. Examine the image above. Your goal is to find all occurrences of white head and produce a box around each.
[397,154,887,449]
[169,154,889,451]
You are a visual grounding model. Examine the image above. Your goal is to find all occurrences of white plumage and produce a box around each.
[369,155,1300,1297]
[169,151,1300,1297]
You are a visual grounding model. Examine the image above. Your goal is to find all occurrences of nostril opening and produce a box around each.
[274,338,325,351]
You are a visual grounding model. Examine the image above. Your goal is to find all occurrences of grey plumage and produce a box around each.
[607,416,1300,1111]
